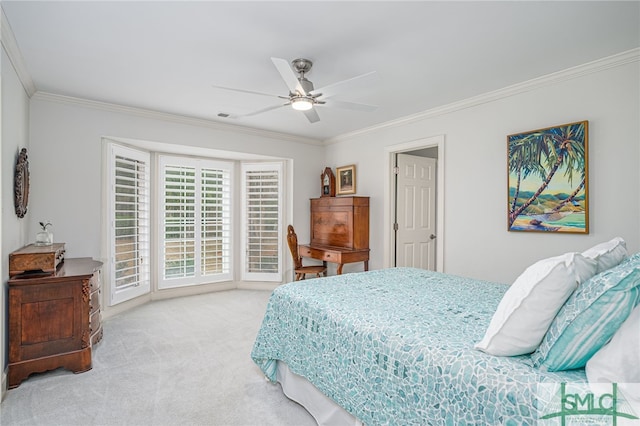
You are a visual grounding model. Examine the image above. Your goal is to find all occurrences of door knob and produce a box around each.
[429,234,436,240]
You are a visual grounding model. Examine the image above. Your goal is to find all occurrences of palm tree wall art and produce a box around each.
[507,121,588,233]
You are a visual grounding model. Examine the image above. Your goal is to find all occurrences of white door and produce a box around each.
[395,154,437,270]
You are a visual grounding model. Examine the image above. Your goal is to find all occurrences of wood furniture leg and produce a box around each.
[9,349,91,389]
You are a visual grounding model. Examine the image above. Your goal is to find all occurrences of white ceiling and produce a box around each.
[3,1,639,142]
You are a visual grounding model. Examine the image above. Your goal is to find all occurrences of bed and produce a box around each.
[251,267,589,425]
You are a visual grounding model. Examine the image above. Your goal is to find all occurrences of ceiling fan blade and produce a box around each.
[312,71,378,99]
[211,84,280,99]
[242,104,286,117]
[271,57,305,95]
[326,99,378,112]
[303,108,320,123]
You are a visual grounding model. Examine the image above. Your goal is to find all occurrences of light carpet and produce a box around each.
[0,289,316,426]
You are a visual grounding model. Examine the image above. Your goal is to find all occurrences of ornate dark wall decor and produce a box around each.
[14,148,29,218]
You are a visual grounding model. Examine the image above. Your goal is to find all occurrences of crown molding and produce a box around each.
[325,48,640,145]
[31,91,323,146]
[1,7,36,97]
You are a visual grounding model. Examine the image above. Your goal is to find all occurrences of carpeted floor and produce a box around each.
[0,289,316,426]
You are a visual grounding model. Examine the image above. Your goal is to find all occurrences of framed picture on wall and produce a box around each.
[507,120,589,233]
[336,164,356,195]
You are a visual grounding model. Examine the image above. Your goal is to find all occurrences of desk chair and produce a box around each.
[287,225,326,281]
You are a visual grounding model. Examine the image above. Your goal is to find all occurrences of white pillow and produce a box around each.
[586,303,640,409]
[475,252,596,356]
[583,237,628,273]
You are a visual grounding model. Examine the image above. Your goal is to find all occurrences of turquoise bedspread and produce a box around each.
[251,268,585,425]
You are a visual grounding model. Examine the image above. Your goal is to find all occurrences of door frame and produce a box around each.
[383,135,445,272]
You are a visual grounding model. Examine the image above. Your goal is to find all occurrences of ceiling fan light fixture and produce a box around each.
[291,96,314,111]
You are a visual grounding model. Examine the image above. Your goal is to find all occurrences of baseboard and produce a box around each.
[102,281,281,320]
[236,282,281,291]
[151,281,237,301]
[1,368,7,401]
[102,293,152,320]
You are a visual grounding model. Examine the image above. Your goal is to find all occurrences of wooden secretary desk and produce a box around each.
[299,196,370,275]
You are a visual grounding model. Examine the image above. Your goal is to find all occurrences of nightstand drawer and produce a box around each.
[89,271,101,292]
[89,289,100,313]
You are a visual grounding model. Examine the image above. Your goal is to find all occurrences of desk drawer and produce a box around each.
[322,251,340,262]
[300,246,340,262]
[299,246,313,257]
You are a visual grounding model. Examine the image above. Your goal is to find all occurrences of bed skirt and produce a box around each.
[276,361,363,426]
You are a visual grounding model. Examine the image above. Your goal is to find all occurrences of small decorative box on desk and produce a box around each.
[7,257,103,388]
[9,243,65,276]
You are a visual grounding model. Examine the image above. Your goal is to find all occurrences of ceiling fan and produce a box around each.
[212,57,378,123]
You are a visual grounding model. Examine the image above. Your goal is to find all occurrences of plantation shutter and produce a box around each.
[108,144,151,306]
[241,162,283,282]
[158,156,232,288]
[162,164,196,280]
[200,167,232,276]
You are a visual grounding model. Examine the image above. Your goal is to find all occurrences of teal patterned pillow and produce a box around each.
[531,261,640,371]
[617,251,640,267]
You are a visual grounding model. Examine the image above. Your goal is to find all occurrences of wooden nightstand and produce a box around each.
[8,257,103,388]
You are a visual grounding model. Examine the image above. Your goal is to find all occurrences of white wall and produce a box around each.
[1,46,30,397]
[28,96,324,262]
[325,55,640,284]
